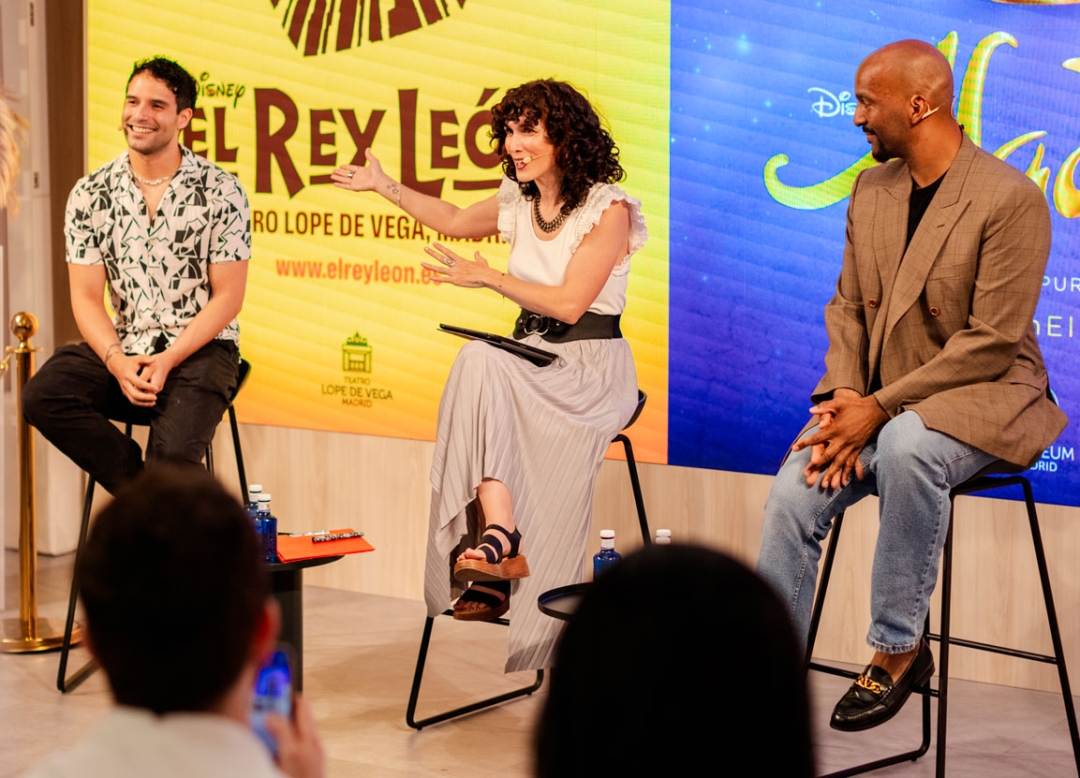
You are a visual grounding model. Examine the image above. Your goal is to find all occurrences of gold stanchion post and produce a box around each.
[1,312,73,652]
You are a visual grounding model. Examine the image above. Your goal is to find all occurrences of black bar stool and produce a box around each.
[406,390,652,729]
[56,358,251,693]
[806,462,1080,777]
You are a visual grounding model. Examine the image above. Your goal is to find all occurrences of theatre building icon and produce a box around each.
[342,332,373,373]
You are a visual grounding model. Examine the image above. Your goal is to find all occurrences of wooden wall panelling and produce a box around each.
[209,421,1080,694]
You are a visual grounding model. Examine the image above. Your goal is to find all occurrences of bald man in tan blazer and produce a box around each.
[757,40,1067,733]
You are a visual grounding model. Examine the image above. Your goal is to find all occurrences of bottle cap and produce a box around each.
[248,484,263,493]
[258,494,272,505]
[656,529,671,538]
[600,529,615,539]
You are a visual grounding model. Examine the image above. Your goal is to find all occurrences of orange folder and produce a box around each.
[276,529,374,563]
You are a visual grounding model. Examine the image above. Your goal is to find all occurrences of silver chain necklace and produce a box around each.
[132,172,175,186]
[533,197,567,233]
[130,164,177,187]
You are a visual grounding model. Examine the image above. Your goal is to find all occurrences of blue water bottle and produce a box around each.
[256,494,277,563]
[247,484,263,520]
[593,529,621,578]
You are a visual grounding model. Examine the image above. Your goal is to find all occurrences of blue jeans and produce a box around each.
[757,411,997,654]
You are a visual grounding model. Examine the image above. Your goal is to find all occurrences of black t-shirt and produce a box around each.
[907,172,946,247]
[867,170,947,395]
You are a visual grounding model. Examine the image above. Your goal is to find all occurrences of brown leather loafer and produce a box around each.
[831,638,935,732]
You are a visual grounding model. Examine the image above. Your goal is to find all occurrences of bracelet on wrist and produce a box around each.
[387,179,402,209]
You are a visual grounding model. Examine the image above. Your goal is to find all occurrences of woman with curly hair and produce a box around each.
[333,79,647,671]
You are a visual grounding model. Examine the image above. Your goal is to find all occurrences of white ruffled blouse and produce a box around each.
[496,177,648,316]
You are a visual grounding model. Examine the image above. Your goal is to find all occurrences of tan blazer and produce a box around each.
[812,135,1067,467]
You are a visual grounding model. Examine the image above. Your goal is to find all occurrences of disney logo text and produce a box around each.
[809,88,856,119]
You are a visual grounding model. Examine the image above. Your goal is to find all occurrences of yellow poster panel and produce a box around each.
[87,0,670,463]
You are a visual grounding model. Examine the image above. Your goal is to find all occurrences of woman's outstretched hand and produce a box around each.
[331,148,384,192]
[421,242,493,289]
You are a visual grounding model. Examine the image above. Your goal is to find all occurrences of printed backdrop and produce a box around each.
[668,0,1080,507]
[89,1,1080,506]
[87,0,671,463]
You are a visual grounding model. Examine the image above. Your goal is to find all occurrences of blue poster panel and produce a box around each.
[669,0,1080,506]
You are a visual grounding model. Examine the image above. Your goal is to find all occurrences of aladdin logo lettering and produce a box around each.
[766,30,1080,218]
[808,88,856,118]
[271,0,467,56]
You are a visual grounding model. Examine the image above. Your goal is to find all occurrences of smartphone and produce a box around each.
[251,646,294,756]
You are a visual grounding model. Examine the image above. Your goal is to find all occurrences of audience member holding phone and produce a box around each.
[23,467,324,778]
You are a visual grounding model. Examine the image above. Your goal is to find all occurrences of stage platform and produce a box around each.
[2,550,1077,777]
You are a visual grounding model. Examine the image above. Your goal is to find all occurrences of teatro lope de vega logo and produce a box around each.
[324,331,394,408]
[271,0,467,56]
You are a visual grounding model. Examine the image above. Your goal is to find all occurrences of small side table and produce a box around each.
[537,582,590,622]
[265,555,342,690]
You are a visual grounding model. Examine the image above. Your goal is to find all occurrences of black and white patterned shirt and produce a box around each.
[65,146,250,355]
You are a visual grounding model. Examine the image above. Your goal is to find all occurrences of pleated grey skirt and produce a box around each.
[423,334,638,672]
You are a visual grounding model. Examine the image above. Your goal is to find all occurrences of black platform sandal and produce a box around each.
[453,581,511,621]
[453,523,530,582]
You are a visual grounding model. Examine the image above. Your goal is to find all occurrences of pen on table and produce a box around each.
[312,531,364,543]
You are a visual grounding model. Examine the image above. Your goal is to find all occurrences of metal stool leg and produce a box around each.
[1021,478,1080,773]
[943,475,1080,776]
[202,406,247,492]
[206,358,249,495]
[57,477,100,692]
[806,512,844,666]
[613,432,650,545]
[935,512,955,777]
[406,390,641,729]
[229,404,248,497]
[808,510,933,777]
[58,420,139,693]
[406,612,544,729]
[816,472,1080,777]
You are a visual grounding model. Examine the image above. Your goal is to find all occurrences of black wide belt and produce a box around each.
[513,309,622,343]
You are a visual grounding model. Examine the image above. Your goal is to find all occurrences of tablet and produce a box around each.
[439,324,557,367]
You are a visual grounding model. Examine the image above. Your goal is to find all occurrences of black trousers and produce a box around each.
[22,340,240,494]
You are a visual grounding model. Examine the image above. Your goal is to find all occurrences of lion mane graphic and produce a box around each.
[271,0,467,56]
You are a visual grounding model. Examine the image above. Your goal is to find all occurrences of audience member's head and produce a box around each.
[535,544,814,777]
[77,465,270,713]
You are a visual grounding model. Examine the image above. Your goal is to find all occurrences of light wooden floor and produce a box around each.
[2,550,1079,777]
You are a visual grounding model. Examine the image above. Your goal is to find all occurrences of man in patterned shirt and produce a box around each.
[23,57,249,493]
